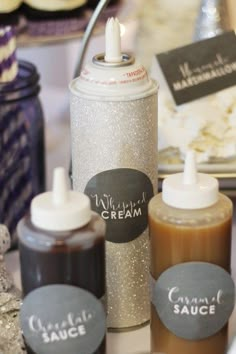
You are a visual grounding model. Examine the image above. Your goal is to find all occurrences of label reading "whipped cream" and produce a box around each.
[156,31,236,105]
[85,168,154,243]
[152,262,235,340]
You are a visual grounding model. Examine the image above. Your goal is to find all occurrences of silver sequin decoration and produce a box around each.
[70,95,157,329]
[0,225,25,354]
[0,292,26,354]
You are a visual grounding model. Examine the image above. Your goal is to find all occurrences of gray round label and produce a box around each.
[20,285,106,354]
[84,168,154,243]
[153,262,235,340]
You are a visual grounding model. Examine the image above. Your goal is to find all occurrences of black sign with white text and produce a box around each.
[20,285,106,354]
[156,31,236,105]
[84,168,154,243]
[152,262,235,340]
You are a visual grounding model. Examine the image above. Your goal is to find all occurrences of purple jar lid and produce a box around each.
[0,60,40,103]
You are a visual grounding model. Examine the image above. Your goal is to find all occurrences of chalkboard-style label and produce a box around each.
[156,31,236,105]
[153,262,235,340]
[20,285,106,354]
[84,168,154,243]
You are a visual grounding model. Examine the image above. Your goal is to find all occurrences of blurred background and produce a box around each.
[5,0,235,186]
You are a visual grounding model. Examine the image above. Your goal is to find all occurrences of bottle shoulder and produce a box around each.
[148,193,232,227]
[17,212,105,251]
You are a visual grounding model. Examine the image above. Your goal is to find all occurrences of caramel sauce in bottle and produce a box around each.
[149,193,232,354]
[148,152,233,354]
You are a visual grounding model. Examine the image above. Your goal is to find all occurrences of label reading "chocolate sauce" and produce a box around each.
[152,262,235,340]
[84,168,154,243]
[20,285,106,354]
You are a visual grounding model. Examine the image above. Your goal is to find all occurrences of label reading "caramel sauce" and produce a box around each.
[152,262,235,340]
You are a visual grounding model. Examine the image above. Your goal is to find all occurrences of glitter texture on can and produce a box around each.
[70,94,157,329]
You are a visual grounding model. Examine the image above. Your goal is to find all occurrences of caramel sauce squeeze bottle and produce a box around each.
[149,151,234,354]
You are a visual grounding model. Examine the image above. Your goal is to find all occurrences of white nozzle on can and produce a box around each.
[162,151,219,209]
[31,167,91,232]
[105,17,122,63]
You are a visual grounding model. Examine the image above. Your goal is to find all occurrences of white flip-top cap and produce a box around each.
[31,167,91,232]
[162,151,219,209]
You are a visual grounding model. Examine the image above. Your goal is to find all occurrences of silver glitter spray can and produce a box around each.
[69,18,158,330]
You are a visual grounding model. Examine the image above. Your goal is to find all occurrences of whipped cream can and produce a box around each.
[69,18,158,330]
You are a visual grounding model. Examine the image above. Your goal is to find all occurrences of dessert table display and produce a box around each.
[1,0,236,353]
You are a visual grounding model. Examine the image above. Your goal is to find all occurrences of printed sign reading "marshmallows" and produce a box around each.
[156,31,236,105]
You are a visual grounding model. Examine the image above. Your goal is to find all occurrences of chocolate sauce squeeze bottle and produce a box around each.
[18,167,106,354]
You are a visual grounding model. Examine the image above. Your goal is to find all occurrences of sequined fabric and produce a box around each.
[0,225,25,354]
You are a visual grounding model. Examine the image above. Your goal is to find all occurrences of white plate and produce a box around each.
[159,160,236,175]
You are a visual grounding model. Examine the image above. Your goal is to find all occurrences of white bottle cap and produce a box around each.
[162,151,219,209]
[31,167,91,232]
